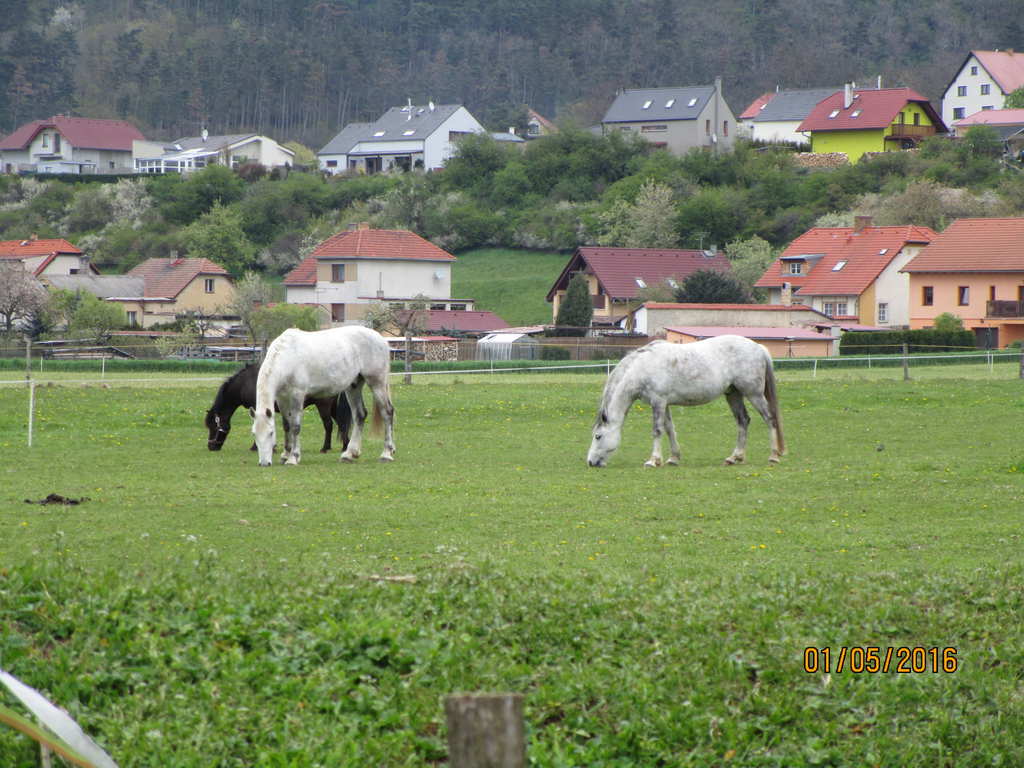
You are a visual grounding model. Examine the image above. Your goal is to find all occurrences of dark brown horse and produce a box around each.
[205,363,352,452]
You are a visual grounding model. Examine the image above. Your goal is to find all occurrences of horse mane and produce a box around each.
[595,343,659,423]
[209,364,258,416]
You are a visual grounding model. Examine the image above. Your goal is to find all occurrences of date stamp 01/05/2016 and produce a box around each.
[803,646,959,674]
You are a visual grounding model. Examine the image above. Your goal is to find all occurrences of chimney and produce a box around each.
[853,215,872,233]
[843,83,853,109]
[781,282,793,307]
[201,128,208,142]
[877,75,882,89]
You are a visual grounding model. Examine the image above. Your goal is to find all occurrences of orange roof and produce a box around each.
[0,115,144,151]
[972,50,1024,95]
[901,218,1024,273]
[0,238,82,257]
[285,229,455,286]
[756,224,936,296]
[954,108,1024,127]
[127,257,229,299]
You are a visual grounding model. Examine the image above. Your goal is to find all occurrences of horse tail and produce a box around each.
[763,353,786,456]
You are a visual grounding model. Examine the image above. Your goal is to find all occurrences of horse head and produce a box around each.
[205,409,230,451]
[252,406,276,466]
[587,409,621,467]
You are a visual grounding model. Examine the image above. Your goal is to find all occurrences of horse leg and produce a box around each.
[317,400,333,453]
[644,400,667,468]
[341,380,367,462]
[663,407,681,466]
[280,413,292,464]
[724,389,750,465]
[368,376,396,462]
[336,394,352,451]
[283,405,303,464]
[746,390,783,464]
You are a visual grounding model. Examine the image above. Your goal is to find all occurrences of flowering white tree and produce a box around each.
[0,264,48,335]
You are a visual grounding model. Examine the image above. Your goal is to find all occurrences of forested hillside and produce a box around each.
[2,0,1022,147]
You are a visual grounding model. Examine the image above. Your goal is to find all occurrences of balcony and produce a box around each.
[885,124,938,141]
[986,300,1024,318]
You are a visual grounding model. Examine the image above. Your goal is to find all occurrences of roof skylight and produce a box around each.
[850,109,862,118]
[403,129,415,136]
[373,130,385,137]
[665,99,675,108]
[642,100,652,109]
[688,97,698,107]
[828,109,840,118]
[832,260,847,271]
[635,278,647,288]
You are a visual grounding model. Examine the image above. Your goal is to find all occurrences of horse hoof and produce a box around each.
[768,456,781,464]
[724,457,743,465]
[666,458,679,466]
[340,454,356,463]
[379,455,394,462]
[643,460,661,468]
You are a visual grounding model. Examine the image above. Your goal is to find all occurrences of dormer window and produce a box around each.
[788,262,803,275]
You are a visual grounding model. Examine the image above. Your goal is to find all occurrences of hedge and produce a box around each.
[839,329,976,355]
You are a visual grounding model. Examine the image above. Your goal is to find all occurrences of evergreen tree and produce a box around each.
[674,270,751,304]
[556,273,593,329]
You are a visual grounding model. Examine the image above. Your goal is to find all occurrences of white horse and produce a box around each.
[587,335,785,468]
[252,326,395,466]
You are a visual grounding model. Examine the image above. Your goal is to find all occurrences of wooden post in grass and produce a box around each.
[902,343,910,381]
[445,693,525,768]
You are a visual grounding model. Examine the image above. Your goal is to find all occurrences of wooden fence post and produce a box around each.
[445,693,525,768]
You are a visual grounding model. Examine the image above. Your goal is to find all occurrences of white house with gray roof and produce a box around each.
[601,79,737,154]
[739,88,838,146]
[318,103,486,174]
[133,133,294,174]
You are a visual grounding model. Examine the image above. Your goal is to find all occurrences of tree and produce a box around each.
[182,201,258,276]
[674,270,752,304]
[224,272,277,346]
[67,292,126,343]
[1005,87,1024,109]
[0,265,48,335]
[596,181,678,248]
[555,273,594,329]
[251,303,321,347]
[933,312,964,332]
[725,236,779,301]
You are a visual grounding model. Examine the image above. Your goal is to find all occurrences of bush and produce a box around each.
[540,345,571,360]
[839,329,976,354]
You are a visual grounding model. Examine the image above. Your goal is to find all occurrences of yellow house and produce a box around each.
[117,257,236,328]
[798,86,947,163]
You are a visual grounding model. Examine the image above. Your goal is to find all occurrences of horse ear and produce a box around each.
[265,408,273,419]
[248,407,256,419]
[600,410,608,424]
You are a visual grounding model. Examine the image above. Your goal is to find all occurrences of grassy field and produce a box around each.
[1,369,1023,766]
[450,247,568,327]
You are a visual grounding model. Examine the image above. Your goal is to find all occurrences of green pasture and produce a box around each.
[1,369,1023,766]
[450,247,567,327]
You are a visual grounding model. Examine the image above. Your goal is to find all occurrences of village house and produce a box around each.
[0,115,144,175]
[901,217,1024,348]
[600,80,737,155]
[0,238,96,278]
[942,50,1024,127]
[283,226,471,326]
[665,325,835,357]
[738,88,837,146]
[317,103,486,174]
[114,257,236,328]
[546,246,732,327]
[629,302,834,337]
[134,132,294,174]
[798,86,946,163]
[755,217,936,326]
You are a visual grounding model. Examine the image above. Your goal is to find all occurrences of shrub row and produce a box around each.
[839,329,976,355]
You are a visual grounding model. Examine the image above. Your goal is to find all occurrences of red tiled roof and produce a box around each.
[901,218,1024,273]
[398,309,508,333]
[0,238,82,257]
[667,325,831,340]
[756,224,936,296]
[0,115,144,151]
[973,50,1024,95]
[126,257,229,299]
[739,92,775,119]
[547,247,731,302]
[284,229,455,286]
[954,108,1024,127]
[798,88,944,132]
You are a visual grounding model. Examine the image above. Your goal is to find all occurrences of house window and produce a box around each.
[204,278,215,293]
[922,286,934,306]
[42,134,49,148]
[331,303,345,322]
[705,119,711,135]
[958,286,969,305]
[430,303,447,310]
[389,302,405,310]
[913,113,920,125]
[877,302,888,323]
[331,264,346,282]
[326,160,338,167]
[450,303,467,311]
[980,84,990,95]
[953,107,965,120]
[957,85,967,97]
[989,285,996,300]
[970,65,978,75]
[982,105,993,111]
[641,124,667,132]
[788,262,802,275]
[723,120,729,136]
[823,301,848,317]
[127,311,138,327]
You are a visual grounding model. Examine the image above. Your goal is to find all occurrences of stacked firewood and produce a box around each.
[792,152,849,168]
